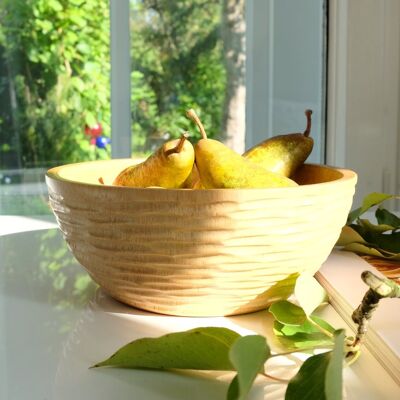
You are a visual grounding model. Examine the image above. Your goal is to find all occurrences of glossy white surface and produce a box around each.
[1,217,399,400]
[319,251,400,385]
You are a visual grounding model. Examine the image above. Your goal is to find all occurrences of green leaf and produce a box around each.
[71,77,86,93]
[48,0,63,12]
[85,112,97,127]
[273,316,335,349]
[347,192,393,223]
[343,242,400,260]
[375,208,400,229]
[374,231,400,253]
[285,330,345,400]
[344,224,400,254]
[336,225,366,246]
[277,316,335,336]
[295,272,328,316]
[269,301,307,326]
[227,335,270,400]
[358,218,394,233]
[93,327,241,371]
[261,273,299,305]
[325,331,346,400]
[77,42,91,55]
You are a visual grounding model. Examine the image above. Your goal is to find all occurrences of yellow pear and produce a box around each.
[186,110,297,189]
[243,109,314,177]
[113,133,194,188]
[182,164,204,189]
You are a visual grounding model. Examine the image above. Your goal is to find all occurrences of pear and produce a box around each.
[113,133,194,188]
[186,110,297,189]
[182,164,204,189]
[243,109,314,177]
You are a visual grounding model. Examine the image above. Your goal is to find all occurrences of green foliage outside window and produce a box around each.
[0,0,111,168]
[0,0,227,167]
[130,0,226,154]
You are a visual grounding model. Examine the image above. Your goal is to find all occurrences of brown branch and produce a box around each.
[351,271,400,347]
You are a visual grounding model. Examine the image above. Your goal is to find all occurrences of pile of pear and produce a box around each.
[112,109,314,189]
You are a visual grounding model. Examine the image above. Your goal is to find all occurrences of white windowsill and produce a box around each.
[0,216,399,399]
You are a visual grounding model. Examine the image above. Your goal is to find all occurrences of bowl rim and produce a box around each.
[45,159,357,192]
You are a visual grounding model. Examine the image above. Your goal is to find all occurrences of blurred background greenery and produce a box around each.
[0,0,111,169]
[0,0,236,169]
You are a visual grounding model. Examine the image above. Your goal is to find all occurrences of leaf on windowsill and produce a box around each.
[92,327,241,371]
[337,192,400,260]
[336,225,366,246]
[93,327,274,400]
[342,242,400,260]
[376,207,400,228]
[261,272,300,305]
[358,218,394,234]
[227,335,270,400]
[269,300,307,326]
[347,192,394,224]
[285,330,345,400]
[273,315,335,350]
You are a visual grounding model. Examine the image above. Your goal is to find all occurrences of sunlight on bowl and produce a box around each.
[46,159,357,317]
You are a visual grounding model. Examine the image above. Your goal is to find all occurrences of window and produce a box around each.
[0,0,110,215]
[0,0,328,216]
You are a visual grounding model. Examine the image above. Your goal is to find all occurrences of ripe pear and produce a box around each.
[113,133,194,188]
[186,109,297,189]
[182,164,204,189]
[243,109,314,177]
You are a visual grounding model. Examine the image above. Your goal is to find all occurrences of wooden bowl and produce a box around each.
[46,160,357,316]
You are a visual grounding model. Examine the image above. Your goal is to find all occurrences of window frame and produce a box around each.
[110,0,131,158]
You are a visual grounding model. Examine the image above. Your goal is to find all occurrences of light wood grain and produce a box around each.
[46,160,357,316]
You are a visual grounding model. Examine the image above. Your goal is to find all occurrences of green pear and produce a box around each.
[243,109,314,177]
[113,133,194,188]
[186,110,297,189]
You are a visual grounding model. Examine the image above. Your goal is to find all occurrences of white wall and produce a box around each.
[327,0,400,209]
[247,0,400,210]
[246,0,326,164]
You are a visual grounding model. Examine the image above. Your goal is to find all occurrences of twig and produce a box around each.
[260,371,290,383]
[351,271,400,348]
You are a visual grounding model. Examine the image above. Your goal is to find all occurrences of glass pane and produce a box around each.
[246,0,327,165]
[130,0,247,156]
[129,0,326,166]
[0,0,110,215]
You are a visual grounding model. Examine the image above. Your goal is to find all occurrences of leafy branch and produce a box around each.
[92,273,347,400]
[337,192,400,260]
[82,192,400,398]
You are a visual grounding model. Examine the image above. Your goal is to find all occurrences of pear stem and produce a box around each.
[303,109,313,137]
[164,133,189,156]
[186,109,207,139]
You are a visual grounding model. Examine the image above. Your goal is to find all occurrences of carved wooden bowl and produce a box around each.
[46,160,357,316]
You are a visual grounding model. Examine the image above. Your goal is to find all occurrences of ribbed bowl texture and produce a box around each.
[46,159,357,316]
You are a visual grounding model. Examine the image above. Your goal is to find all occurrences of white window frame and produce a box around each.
[110,0,131,158]
[327,0,400,209]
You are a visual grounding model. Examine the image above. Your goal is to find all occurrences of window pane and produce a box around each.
[129,0,326,166]
[246,0,327,164]
[130,0,247,156]
[0,0,110,215]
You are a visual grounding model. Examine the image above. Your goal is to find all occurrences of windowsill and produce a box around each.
[317,250,400,385]
[0,215,57,236]
[0,216,399,399]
